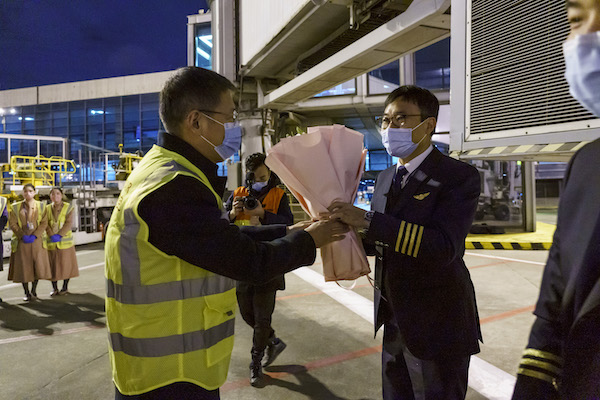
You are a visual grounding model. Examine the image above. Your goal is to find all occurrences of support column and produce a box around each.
[523,161,536,232]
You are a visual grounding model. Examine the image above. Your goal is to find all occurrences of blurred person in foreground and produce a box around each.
[104,66,347,400]
[330,85,482,400]
[512,1,600,398]
[225,152,293,386]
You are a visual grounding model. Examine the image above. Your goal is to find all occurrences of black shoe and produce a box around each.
[262,338,287,367]
[250,365,263,387]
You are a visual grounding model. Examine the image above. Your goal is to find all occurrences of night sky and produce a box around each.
[0,1,209,90]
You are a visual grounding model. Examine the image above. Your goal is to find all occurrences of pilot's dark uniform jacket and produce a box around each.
[106,131,317,397]
[366,146,482,398]
[512,138,600,400]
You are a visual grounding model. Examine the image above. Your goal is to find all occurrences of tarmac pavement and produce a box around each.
[0,243,550,400]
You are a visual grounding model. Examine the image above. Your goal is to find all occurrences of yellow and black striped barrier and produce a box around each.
[465,221,555,250]
[465,241,552,250]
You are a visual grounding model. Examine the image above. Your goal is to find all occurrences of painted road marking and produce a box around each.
[292,267,517,400]
[465,252,546,266]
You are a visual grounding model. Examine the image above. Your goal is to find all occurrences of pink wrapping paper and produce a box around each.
[265,124,370,282]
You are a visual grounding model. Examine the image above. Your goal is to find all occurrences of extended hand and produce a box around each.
[287,220,313,234]
[50,234,62,243]
[328,201,370,229]
[229,196,245,220]
[304,219,349,248]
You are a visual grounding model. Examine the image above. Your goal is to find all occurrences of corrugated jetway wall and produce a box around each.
[450,0,600,162]
[449,0,600,231]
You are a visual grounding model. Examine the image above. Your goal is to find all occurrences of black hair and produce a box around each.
[159,67,236,135]
[245,153,281,192]
[245,153,267,172]
[51,187,64,194]
[384,85,439,121]
[23,183,35,191]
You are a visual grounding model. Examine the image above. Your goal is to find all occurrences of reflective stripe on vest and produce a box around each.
[109,318,235,357]
[45,202,74,250]
[105,145,236,395]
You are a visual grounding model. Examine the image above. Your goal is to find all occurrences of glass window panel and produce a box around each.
[35,104,52,136]
[368,60,400,95]
[366,150,392,171]
[87,99,104,150]
[0,138,8,164]
[69,101,85,160]
[313,79,356,98]
[2,107,21,134]
[11,139,38,157]
[141,93,159,151]
[123,95,141,152]
[40,141,64,158]
[21,106,36,135]
[105,97,123,149]
[52,103,69,137]
[195,23,212,70]
[415,37,451,90]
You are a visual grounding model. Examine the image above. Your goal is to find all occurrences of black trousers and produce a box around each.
[236,281,277,355]
[115,382,219,400]
[382,317,470,400]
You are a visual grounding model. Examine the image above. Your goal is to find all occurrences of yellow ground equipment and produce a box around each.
[1,155,76,188]
[113,144,143,180]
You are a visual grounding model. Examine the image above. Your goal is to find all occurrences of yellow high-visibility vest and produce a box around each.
[44,202,74,250]
[10,200,44,252]
[105,145,236,396]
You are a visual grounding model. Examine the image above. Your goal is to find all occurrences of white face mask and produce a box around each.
[563,31,600,117]
[380,119,428,158]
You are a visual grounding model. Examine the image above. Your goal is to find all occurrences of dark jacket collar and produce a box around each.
[157,131,227,196]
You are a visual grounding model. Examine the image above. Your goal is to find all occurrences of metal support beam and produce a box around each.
[259,0,450,109]
[523,161,536,232]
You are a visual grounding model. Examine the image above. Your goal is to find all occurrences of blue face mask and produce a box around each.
[380,119,428,159]
[252,181,268,192]
[200,113,242,161]
[563,32,600,117]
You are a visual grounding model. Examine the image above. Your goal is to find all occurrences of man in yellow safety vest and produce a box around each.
[105,66,347,399]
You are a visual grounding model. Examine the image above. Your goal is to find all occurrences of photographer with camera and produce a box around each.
[225,152,294,386]
[227,153,293,227]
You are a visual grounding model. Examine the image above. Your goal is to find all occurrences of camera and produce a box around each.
[242,171,259,210]
[243,196,259,210]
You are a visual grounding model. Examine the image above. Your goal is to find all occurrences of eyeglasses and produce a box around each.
[197,109,238,123]
[375,113,422,129]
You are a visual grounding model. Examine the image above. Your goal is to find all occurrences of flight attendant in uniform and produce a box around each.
[225,152,294,386]
[8,183,52,301]
[45,187,79,296]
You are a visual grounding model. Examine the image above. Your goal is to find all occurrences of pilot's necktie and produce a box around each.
[392,165,408,193]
